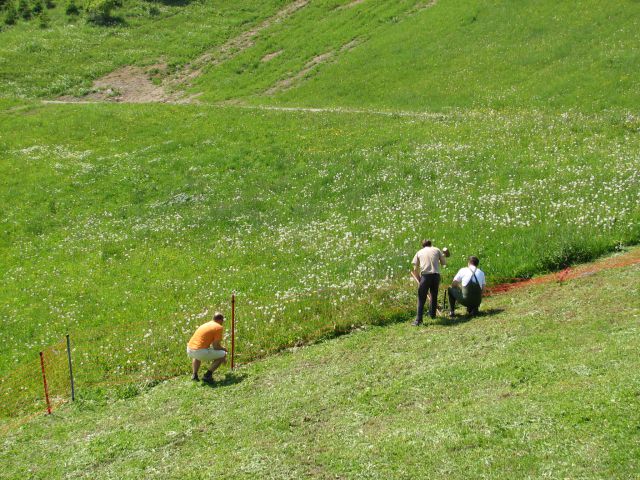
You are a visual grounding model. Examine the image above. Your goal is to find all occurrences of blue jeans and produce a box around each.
[417,273,440,322]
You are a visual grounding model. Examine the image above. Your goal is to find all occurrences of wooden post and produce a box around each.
[231,292,236,370]
[39,351,52,415]
[66,334,75,402]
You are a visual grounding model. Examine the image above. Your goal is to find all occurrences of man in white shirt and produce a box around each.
[411,239,447,325]
[448,256,486,317]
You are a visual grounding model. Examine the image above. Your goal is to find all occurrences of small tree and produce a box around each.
[65,0,78,15]
[32,0,44,15]
[4,2,18,24]
[38,6,49,27]
[18,0,30,19]
[86,0,118,24]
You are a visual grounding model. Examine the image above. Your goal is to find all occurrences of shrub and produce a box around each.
[18,0,30,19]
[4,3,17,24]
[31,0,44,14]
[45,0,54,7]
[38,6,48,26]
[85,0,120,24]
[65,0,79,15]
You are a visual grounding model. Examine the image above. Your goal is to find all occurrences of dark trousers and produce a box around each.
[417,273,440,322]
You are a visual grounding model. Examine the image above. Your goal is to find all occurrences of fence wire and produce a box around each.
[2,249,638,431]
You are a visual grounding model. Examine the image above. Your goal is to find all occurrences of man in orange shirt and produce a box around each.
[187,312,227,383]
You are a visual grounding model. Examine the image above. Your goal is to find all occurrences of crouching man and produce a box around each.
[187,312,227,383]
[448,256,486,317]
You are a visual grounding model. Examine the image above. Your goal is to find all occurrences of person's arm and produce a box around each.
[411,253,421,284]
[451,269,463,288]
[411,266,420,284]
[211,340,227,352]
[440,249,447,267]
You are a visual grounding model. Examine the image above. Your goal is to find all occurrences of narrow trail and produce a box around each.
[485,248,640,297]
[170,0,310,86]
[41,99,454,119]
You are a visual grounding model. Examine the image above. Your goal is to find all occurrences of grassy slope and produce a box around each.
[1,0,639,112]
[187,0,640,111]
[1,0,639,421]
[0,0,288,98]
[1,103,638,384]
[2,260,639,479]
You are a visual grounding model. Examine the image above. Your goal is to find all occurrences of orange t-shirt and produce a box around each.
[188,321,223,350]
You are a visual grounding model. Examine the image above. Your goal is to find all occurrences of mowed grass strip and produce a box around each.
[0,103,638,412]
[1,263,638,479]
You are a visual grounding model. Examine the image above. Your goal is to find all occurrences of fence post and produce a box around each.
[39,351,52,415]
[66,334,75,402]
[231,292,236,370]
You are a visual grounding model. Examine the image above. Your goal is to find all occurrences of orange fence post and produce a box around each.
[66,334,75,402]
[231,292,236,370]
[39,351,52,415]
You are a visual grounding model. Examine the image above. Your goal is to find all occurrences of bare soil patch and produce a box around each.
[54,0,309,103]
[172,0,309,85]
[261,50,284,63]
[336,0,365,10]
[87,64,171,103]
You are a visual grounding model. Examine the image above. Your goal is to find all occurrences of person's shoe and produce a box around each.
[449,311,456,319]
[411,320,422,326]
[202,371,214,384]
[191,373,199,382]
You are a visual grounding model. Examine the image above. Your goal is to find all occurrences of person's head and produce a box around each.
[422,239,432,248]
[213,312,224,324]
[468,256,480,267]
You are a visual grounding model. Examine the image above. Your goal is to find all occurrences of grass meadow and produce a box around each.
[1,102,639,419]
[1,0,639,446]
[1,262,639,478]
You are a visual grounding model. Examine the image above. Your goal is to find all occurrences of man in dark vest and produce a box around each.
[448,255,486,317]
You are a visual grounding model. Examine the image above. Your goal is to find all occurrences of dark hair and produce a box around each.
[468,256,479,266]
[422,239,432,247]
[213,312,224,321]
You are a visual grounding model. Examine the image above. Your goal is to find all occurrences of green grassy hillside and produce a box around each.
[1,0,639,111]
[2,261,639,479]
[1,0,639,425]
[1,102,638,399]
[269,0,640,112]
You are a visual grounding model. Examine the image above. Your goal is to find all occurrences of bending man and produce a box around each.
[448,256,486,317]
[411,239,447,325]
[187,312,227,383]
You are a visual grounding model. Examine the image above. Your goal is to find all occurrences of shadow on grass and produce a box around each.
[200,371,247,389]
[145,0,192,6]
[435,307,505,327]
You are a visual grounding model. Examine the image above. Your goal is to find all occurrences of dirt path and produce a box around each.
[48,0,443,104]
[485,248,640,297]
[264,39,360,95]
[171,0,309,86]
[53,0,310,104]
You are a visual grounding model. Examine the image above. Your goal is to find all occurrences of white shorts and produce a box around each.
[186,347,226,362]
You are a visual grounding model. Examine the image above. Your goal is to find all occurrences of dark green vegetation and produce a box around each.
[2,262,639,478]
